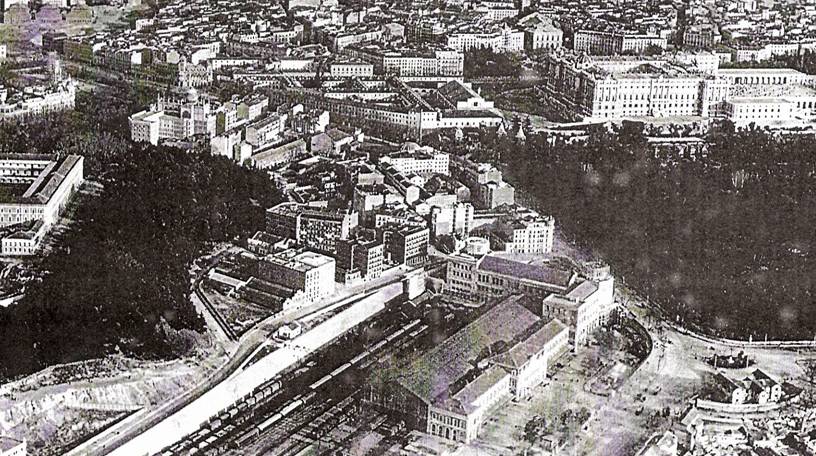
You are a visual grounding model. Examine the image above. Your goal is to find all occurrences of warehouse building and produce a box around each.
[256,248,336,305]
[365,295,569,443]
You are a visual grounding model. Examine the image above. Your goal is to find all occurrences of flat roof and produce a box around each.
[0,153,53,162]
[718,68,808,75]
[566,280,599,301]
[728,97,792,104]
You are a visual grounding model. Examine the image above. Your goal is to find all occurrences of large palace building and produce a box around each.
[0,154,84,255]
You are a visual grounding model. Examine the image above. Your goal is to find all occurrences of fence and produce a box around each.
[695,395,799,414]
[668,323,816,350]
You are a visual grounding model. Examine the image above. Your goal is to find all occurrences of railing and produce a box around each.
[667,323,816,350]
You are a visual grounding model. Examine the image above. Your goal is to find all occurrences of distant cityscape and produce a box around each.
[0,0,815,454]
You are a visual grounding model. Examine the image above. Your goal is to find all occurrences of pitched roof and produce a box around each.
[491,319,568,369]
[477,255,574,290]
[388,295,538,413]
[0,437,23,452]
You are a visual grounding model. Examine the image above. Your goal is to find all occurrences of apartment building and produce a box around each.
[265,202,358,255]
[430,201,474,238]
[573,30,667,55]
[446,26,525,53]
[0,79,76,119]
[345,43,464,77]
[379,143,449,176]
[525,24,563,50]
[329,61,374,78]
[450,155,515,209]
[257,248,336,304]
[492,210,555,254]
[249,138,308,169]
[380,224,429,266]
[238,95,269,122]
[269,80,503,137]
[683,24,721,48]
[335,231,384,283]
[352,184,403,224]
[245,112,287,148]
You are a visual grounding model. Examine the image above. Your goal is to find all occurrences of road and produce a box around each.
[65,251,408,456]
[100,281,403,456]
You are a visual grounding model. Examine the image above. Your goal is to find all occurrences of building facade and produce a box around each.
[265,202,358,255]
[366,295,569,444]
[541,278,615,347]
[257,249,336,304]
[573,30,667,55]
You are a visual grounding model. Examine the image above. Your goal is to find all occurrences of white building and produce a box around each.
[0,154,84,256]
[0,437,26,456]
[329,61,374,78]
[0,154,84,228]
[447,26,525,53]
[574,30,667,55]
[1,220,46,256]
[541,277,616,347]
[366,295,570,444]
[258,249,336,304]
[430,201,474,238]
[724,97,795,127]
[345,44,464,77]
[494,212,555,254]
[245,113,287,148]
[541,52,731,121]
[379,143,449,176]
[0,79,76,119]
[129,89,217,145]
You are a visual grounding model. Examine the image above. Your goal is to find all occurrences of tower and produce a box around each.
[47,52,64,83]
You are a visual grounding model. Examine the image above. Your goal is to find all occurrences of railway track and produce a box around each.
[157,314,428,455]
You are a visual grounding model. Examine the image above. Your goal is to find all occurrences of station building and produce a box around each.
[446,251,615,349]
[0,437,26,456]
[365,295,569,444]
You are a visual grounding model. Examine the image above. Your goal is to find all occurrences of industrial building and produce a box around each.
[446,250,615,349]
[365,295,569,444]
[256,248,336,305]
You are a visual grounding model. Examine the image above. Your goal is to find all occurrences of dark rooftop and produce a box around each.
[477,255,574,290]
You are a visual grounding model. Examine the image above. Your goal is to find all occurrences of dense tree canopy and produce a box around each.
[464,47,523,79]
[0,87,283,380]
[494,125,816,340]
